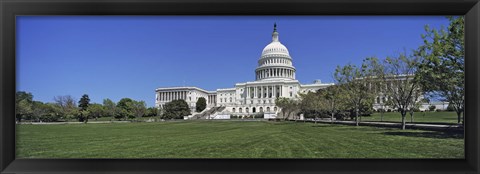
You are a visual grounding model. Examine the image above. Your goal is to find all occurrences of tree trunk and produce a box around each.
[401,111,406,130]
[331,112,334,124]
[380,110,384,122]
[409,111,414,123]
[462,110,465,125]
[355,108,359,126]
[456,111,461,124]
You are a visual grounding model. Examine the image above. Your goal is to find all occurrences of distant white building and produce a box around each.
[155,24,334,119]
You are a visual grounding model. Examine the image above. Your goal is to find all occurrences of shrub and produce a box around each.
[446,104,455,112]
[195,97,207,112]
[255,112,264,118]
[429,105,436,111]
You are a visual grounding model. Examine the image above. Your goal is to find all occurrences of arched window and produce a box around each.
[232,108,236,113]
[229,97,232,102]
[267,107,271,112]
[274,107,277,112]
[246,107,249,113]
[260,107,263,112]
[253,107,256,113]
[239,108,243,113]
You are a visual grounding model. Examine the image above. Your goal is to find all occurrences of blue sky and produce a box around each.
[16,16,450,107]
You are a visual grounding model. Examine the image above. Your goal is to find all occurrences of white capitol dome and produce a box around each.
[255,23,296,81]
[261,41,290,56]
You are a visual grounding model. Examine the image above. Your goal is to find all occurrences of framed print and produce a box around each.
[1,0,479,173]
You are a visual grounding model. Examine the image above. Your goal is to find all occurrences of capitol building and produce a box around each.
[155,24,334,119]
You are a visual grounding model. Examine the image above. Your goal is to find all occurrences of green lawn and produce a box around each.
[16,121,464,158]
[361,111,460,124]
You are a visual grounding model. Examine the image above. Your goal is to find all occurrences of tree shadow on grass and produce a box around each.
[382,131,464,139]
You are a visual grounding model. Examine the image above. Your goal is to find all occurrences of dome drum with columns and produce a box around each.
[155,23,334,119]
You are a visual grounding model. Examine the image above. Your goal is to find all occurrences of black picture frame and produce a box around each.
[1,0,479,173]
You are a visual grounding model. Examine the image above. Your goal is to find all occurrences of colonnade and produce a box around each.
[157,91,188,101]
[256,68,295,80]
[259,57,291,66]
[208,94,217,105]
[245,85,282,99]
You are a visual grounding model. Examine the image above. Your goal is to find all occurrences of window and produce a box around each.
[239,108,243,113]
[290,92,293,97]
[267,107,270,112]
[229,97,232,102]
[232,108,236,113]
[274,107,277,111]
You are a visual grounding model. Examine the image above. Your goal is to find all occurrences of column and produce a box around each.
[267,86,270,98]
[273,85,276,98]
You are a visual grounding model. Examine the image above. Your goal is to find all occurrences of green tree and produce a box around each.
[116,98,134,120]
[16,91,33,122]
[103,98,117,119]
[131,100,147,120]
[53,95,77,120]
[31,101,46,121]
[88,103,105,120]
[195,97,207,112]
[78,94,91,123]
[322,85,345,123]
[162,99,191,119]
[363,57,388,122]
[334,63,374,126]
[275,97,299,121]
[383,54,421,130]
[146,107,159,117]
[36,102,62,122]
[416,16,464,124]
[298,91,323,123]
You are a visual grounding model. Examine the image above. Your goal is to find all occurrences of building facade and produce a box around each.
[155,24,334,118]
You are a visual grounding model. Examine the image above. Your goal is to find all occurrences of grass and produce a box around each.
[16,121,464,158]
[360,111,460,124]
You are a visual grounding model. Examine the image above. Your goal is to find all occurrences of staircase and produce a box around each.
[190,106,226,120]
